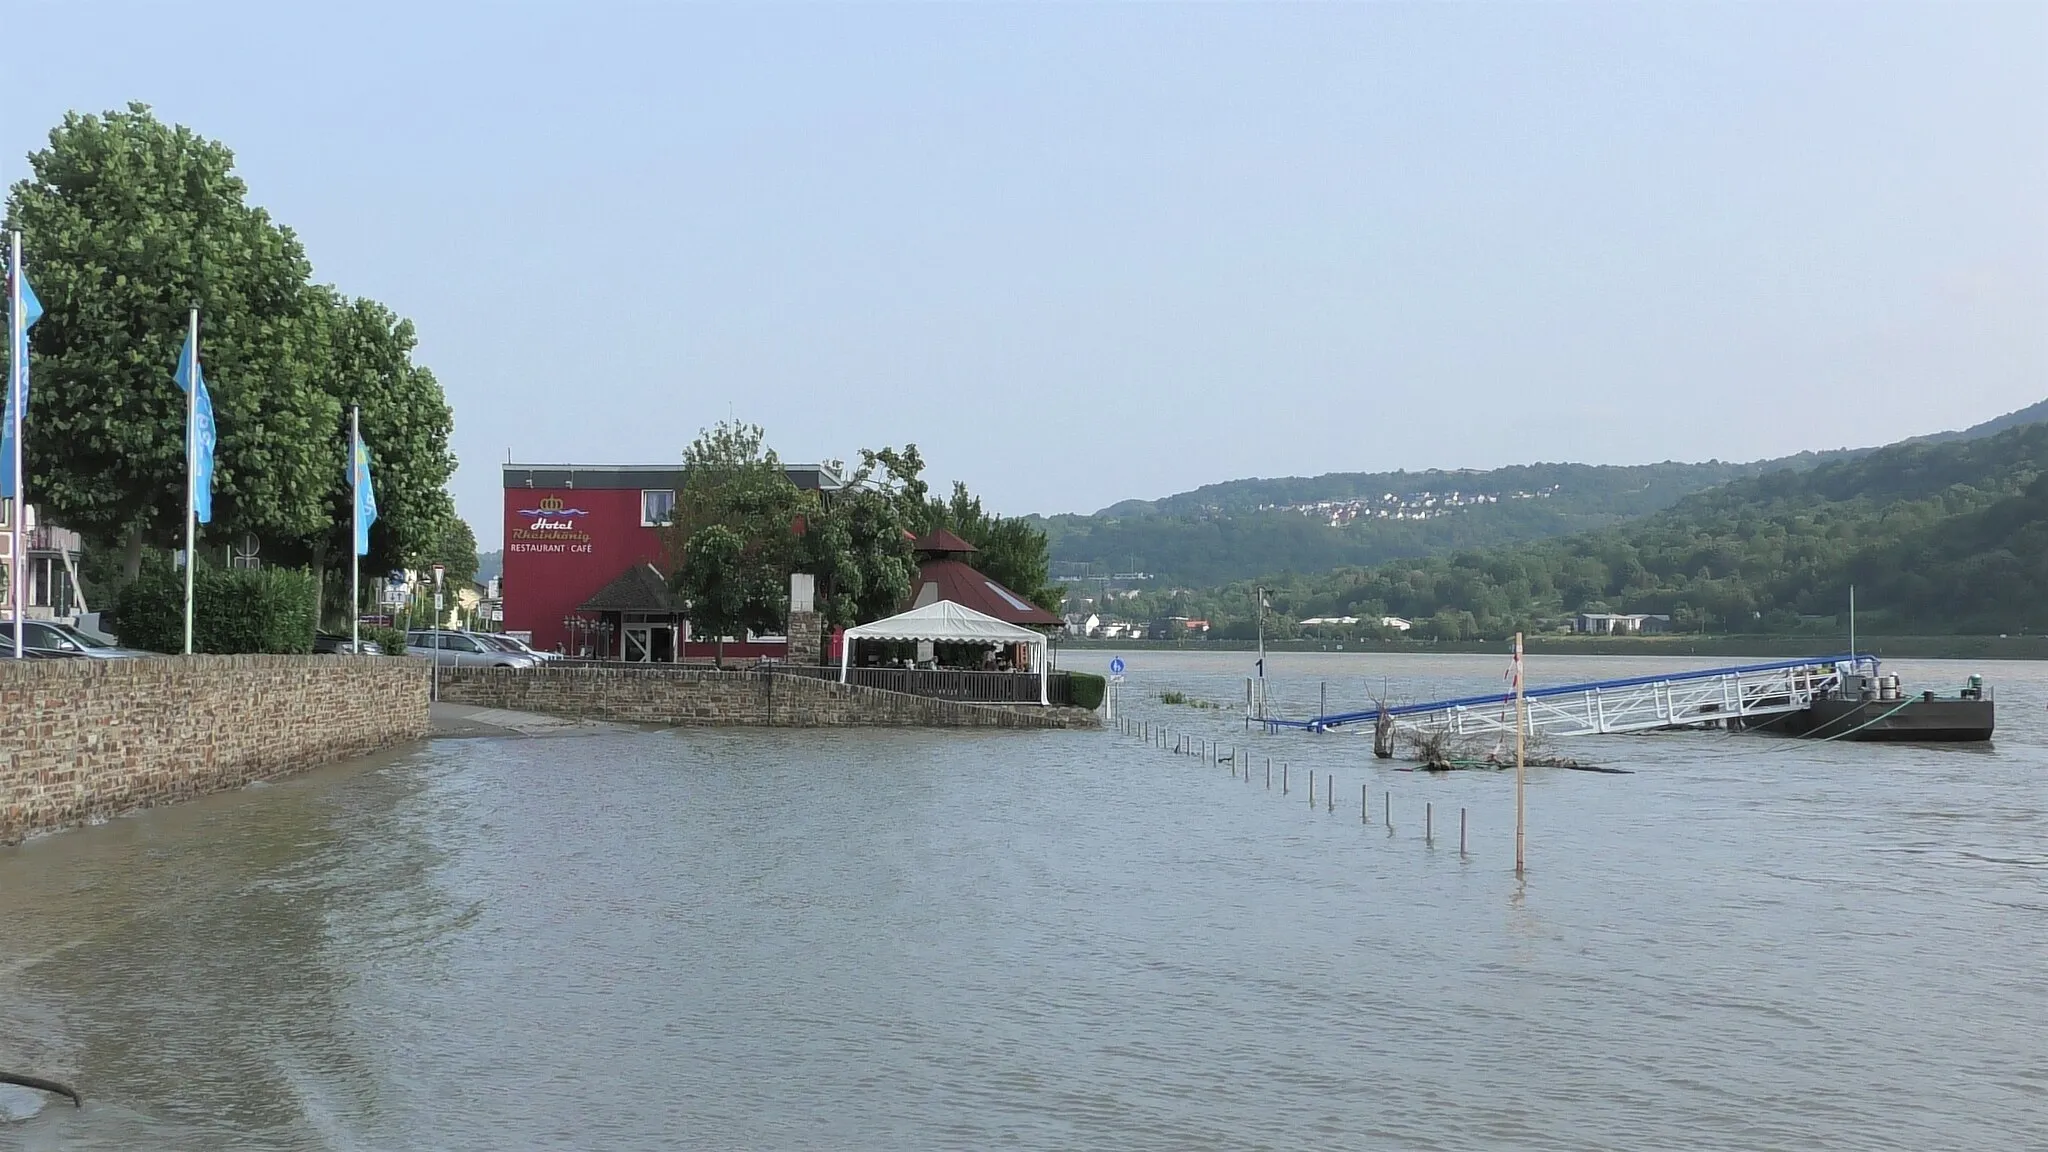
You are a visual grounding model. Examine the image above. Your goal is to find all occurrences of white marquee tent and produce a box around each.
[838,599,1050,705]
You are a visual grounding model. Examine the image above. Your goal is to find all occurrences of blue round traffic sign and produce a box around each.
[1109,657,1126,675]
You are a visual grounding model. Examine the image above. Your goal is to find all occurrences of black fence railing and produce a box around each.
[531,658,1072,706]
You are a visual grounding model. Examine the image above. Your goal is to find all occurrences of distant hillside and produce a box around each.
[1043,456,1849,588]
[477,549,502,584]
[1238,420,2048,638]
[1045,399,2047,591]
[1911,398,2048,445]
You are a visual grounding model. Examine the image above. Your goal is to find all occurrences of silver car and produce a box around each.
[14,620,153,658]
[405,630,537,669]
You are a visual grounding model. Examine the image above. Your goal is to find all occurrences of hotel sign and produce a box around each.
[509,494,595,554]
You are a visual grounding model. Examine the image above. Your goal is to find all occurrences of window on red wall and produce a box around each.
[641,490,675,527]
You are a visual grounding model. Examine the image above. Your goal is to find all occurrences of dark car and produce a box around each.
[314,632,384,655]
[0,636,81,659]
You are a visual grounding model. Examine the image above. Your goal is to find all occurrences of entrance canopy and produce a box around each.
[839,600,1050,704]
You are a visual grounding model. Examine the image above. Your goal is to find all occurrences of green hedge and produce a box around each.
[1066,671,1106,711]
[114,563,319,654]
[361,624,409,655]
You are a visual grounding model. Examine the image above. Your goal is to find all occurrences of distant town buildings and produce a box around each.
[1257,486,1560,527]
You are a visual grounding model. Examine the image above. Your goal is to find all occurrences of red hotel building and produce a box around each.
[501,462,843,659]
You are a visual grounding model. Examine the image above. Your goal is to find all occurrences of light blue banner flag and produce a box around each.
[0,271,44,499]
[174,330,215,524]
[352,431,377,555]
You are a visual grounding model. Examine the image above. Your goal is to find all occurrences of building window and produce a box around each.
[641,489,675,526]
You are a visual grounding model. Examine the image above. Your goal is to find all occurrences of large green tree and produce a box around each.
[6,103,338,573]
[858,442,1061,612]
[280,290,457,620]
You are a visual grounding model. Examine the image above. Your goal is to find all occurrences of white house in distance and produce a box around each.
[1574,612,1671,635]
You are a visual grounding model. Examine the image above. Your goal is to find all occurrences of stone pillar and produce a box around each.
[787,573,823,665]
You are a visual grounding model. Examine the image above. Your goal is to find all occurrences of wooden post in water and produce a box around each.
[1308,770,1315,807]
[1327,775,1333,812]
[1361,783,1368,823]
[1266,758,1272,788]
[1283,763,1288,794]
[1460,808,1468,855]
[1426,802,1433,845]
[1384,790,1391,827]
[1514,632,1528,876]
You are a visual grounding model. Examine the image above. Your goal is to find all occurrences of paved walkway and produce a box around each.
[429,703,617,739]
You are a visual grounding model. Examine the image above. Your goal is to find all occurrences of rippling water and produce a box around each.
[1,652,2042,1149]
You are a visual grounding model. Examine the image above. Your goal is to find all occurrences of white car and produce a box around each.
[405,630,538,669]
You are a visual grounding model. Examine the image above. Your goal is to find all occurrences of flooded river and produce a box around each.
[1,652,2042,1149]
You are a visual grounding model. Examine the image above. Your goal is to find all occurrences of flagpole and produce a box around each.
[7,232,23,661]
[351,405,361,654]
[183,308,197,656]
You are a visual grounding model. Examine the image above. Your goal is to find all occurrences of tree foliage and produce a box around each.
[857,443,1060,611]
[6,103,458,597]
[7,103,335,555]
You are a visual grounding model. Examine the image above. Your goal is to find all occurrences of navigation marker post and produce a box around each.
[1514,631,1528,876]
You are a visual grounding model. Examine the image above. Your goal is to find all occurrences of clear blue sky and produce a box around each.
[5,3,2043,550]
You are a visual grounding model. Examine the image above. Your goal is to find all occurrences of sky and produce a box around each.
[3,2,2043,551]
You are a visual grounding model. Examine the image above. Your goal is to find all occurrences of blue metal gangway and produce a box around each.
[1270,654,1874,738]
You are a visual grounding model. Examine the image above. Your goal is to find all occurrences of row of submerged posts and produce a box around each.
[1112,715,1473,856]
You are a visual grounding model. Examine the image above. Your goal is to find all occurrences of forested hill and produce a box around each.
[1041,399,2045,590]
[1040,456,1849,587]
[1263,419,2048,637]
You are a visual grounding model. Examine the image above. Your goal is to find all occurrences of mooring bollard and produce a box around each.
[1460,807,1468,855]
[1426,802,1433,845]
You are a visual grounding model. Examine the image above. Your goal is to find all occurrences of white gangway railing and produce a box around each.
[1272,655,1872,739]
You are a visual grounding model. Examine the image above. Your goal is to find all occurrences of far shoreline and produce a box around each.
[1059,634,2048,662]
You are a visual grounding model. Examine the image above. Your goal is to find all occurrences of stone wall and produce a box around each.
[438,664,1098,729]
[1,656,429,845]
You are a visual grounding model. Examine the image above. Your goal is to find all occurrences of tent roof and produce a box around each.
[843,599,1046,644]
[579,563,681,613]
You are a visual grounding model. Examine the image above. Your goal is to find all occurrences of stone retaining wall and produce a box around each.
[438,664,1099,729]
[1,656,429,845]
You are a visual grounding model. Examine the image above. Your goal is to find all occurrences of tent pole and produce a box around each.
[839,628,852,683]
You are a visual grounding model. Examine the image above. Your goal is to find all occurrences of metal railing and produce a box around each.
[521,658,1072,706]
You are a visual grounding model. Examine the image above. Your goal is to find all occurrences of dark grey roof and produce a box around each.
[579,563,683,613]
[504,462,843,492]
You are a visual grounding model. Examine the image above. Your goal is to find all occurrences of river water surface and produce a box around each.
[1,652,2042,1149]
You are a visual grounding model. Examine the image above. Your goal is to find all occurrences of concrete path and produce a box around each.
[429,703,616,739]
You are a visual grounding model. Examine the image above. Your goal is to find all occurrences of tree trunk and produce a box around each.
[309,540,330,631]
[121,524,145,582]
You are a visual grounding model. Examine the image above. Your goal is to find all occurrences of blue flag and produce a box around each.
[174,330,215,524]
[0,271,43,499]
[352,431,378,556]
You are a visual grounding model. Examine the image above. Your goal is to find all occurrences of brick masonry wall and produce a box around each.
[1,656,429,845]
[439,664,1100,730]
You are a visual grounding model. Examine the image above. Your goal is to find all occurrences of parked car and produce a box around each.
[404,630,537,669]
[475,633,557,661]
[314,632,384,655]
[13,620,153,659]
[0,635,80,659]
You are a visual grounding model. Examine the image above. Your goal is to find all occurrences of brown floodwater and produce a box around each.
[1,652,2042,1149]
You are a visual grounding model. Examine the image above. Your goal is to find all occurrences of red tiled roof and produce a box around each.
[911,528,978,555]
[907,559,1061,627]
